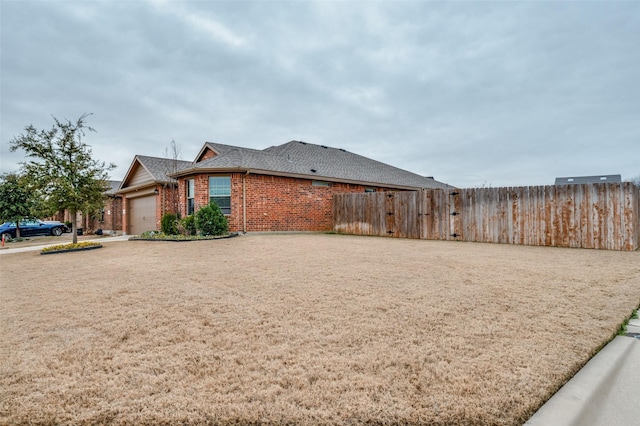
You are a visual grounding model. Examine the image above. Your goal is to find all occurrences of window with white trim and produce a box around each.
[187,179,195,215]
[209,176,231,214]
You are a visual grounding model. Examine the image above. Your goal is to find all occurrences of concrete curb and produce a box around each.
[525,336,639,426]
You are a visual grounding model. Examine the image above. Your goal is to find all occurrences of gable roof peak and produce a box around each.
[120,154,192,190]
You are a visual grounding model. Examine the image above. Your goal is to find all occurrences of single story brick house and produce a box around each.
[169,140,450,233]
[117,156,192,235]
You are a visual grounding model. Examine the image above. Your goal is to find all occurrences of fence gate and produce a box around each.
[419,189,463,241]
[385,191,420,238]
[332,192,421,238]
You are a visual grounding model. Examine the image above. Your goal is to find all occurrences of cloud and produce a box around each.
[1,1,639,187]
[149,1,246,48]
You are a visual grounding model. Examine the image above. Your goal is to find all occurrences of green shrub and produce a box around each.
[194,202,228,236]
[179,214,196,236]
[161,213,179,235]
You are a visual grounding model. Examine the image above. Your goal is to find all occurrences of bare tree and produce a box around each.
[161,140,182,216]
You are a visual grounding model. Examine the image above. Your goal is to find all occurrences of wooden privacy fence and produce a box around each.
[333,183,640,251]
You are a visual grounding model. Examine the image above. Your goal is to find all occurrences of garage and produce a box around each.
[118,155,191,236]
[128,195,156,235]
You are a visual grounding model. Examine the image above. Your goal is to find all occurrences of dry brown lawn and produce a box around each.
[1,234,639,425]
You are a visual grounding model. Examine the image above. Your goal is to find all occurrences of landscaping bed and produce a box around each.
[40,241,103,254]
[129,231,238,242]
[0,233,121,250]
[1,234,639,425]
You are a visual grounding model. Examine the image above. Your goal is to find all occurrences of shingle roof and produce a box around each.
[104,180,122,195]
[135,155,193,183]
[181,141,449,190]
[119,155,194,192]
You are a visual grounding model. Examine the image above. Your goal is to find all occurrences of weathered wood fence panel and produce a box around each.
[333,183,640,251]
[332,192,386,236]
[333,192,421,238]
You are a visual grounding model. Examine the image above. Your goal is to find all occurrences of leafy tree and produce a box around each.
[9,114,115,244]
[0,173,36,239]
[194,202,228,236]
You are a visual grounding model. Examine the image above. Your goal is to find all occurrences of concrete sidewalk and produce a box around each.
[0,235,130,255]
[525,334,640,426]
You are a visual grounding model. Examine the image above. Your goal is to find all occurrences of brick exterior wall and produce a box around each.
[177,172,390,233]
[121,195,128,234]
[157,184,180,227]
[198,148,216,162]
[48,195,124,234]
[178,174,211,217]
[101,196,123,233]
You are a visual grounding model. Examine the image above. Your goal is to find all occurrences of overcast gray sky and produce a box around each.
[2,0,639,188]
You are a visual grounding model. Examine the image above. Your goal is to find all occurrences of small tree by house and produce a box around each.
[0,173,36,239]
[9,114,115,244]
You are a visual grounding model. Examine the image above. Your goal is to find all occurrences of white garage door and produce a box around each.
[128,195,156,235]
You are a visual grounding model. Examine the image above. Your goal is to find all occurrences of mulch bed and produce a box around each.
[40,245,103,255]
[129,233,239,242]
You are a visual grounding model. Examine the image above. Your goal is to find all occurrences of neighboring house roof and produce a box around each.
[104,180,122,196]
[555,175,621,185]
[119,155,192,192]
[175,140,450,190]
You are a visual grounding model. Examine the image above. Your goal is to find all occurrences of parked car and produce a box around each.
[43,220,72,233]
[0,220,69,241]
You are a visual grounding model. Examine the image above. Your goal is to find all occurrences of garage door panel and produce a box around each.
[129,196,156,235]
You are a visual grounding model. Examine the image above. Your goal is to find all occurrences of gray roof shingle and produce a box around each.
[186,141,449,189]
[136,155,193,183]
[104,180,122,195]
